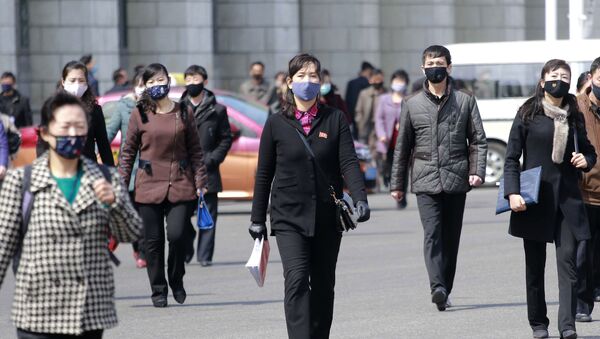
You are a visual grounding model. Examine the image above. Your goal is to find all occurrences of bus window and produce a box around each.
[452,63,544,99]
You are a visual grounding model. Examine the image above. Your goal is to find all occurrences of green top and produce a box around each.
[52,167,83,204]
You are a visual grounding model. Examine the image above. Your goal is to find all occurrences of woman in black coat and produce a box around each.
[504,59,597,339]
[36,61,114,166]
[249,54,370,339]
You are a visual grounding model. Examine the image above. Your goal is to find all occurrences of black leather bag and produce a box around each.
[295,130,357,232]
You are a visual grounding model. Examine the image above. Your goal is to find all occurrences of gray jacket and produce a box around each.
[390,81,487,194]
[106,95,138,192]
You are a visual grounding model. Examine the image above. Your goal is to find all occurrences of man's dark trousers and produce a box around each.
[197,192,219,263]
[416,192,466,294]
[577,204,600,313]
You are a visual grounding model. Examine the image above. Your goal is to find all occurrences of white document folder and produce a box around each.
[245,237,270,287]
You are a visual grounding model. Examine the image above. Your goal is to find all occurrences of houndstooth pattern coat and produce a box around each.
[0,153,142,335]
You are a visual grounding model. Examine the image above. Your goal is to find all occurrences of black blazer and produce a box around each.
[504,110,596,243]
[251,105,367,237]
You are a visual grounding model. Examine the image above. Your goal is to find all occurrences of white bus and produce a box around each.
[447,39,600,185]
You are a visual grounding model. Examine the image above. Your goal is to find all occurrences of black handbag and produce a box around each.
[294,129,358,232]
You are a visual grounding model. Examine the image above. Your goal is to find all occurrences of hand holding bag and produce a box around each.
[197,192,214,230]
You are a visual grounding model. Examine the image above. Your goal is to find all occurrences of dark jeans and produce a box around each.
[138,199,195,299]
[275,209,342,339]
[416,192,466,295]
[576,204,600,313]
[129,192,145,260]
[17,329,103,339]
[196,192,219,262]
[524,212,578,333]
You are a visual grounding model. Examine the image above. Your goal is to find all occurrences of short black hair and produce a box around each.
[112,68,125,82]
[391,69,410,84]
[361,62,374,71]
[40,92,88,129]
[80,54,93,65]
[321,69,331,78]
[577,71,590,92]
[250,61,265,70]
[370,68,384,77]
[133,64,145,74]
[422,45,452,65]
[591,57,600,76]
[0,72,16,81]
[184,65,208,80]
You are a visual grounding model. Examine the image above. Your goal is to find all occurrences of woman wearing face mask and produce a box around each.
[37,61,114,166]
[106,69,147,268]
[248,54,370,339]
[119,63,207,308]
[0,92,141,339]
[504,59,597,339]
[375,69,410,206]
[319,69,350,123]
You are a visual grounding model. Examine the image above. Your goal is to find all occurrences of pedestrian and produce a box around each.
[239,61,270,103]
[319,69,350,123]
[0,71,33,128]
[249,53,370,339]
[355,68,387,146]
[577,71,591,96]
[375,69,409,202]
[105,67,130,95]
[575,57,600,323]
[37,61,114,166]
[118,63,208,308]
[180,64,232,266]
[0,92,141,339]
[106,70,147,269]
[267,71,287,114]
[0,120,8,181]
[80,54,100,96]
[390,45,487,312]
[345,61,374,137]
[504,59,596,339]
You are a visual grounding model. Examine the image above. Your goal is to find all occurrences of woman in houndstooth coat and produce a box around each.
[0,92,142,339]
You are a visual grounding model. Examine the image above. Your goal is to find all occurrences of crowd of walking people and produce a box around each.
[0,46,598,339]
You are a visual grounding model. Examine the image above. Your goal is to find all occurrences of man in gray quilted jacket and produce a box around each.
[390,45,487,312]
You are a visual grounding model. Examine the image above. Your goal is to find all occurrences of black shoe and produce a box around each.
[152,295,168,308]
[575,312,592,322]
[431,287,447,311]
[560,329,577,339]
[173,288,187,304]
[594,288,600,302]
[532,329,549,338]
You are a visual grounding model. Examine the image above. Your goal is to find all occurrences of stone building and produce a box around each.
[0,0,598,111]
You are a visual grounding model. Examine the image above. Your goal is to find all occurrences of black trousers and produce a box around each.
[138,199,195,298]
[524,212,578,333]
[17,329,103,339]
[576,204,600,313]
[275,209,342,339]
[129,192,145,260]
[196,192,219,262]
[416,192,466,295]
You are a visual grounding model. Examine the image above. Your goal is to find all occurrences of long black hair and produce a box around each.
[518,59,583,129]
[282,53,321,118]
[138,63,169,114]
[59,61,97,112]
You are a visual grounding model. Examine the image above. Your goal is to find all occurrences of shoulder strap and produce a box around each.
[136,104,148,124]
[294,129,336,199]
[13,165,33,274]
[574,125,580,154]
[98,164,112,181]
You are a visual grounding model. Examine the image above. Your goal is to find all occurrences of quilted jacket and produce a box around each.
[0,153,142,335]
[390,80,487,194]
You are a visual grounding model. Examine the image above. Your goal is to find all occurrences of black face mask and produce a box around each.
[544,80,570,98]
[592,83,600,101]
[372,82,384,90]
[252,74,263,81]
[424,67,448,84]
[186,83,204,98]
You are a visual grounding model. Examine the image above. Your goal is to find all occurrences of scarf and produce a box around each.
[542,99,570,164]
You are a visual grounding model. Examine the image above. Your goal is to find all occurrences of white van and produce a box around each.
[447,39,600,185]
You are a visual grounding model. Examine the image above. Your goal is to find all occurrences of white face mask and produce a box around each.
[63,83,88,98]
[134,86,145,98]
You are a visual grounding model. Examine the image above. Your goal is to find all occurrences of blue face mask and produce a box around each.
[320,83,332,96]
[292,81,321,101]
[1,84,13,92]
[147,83,170,100]
[51,135,87,159]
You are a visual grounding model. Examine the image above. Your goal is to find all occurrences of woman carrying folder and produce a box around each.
[248,54,370,339]
[504,59,597,339]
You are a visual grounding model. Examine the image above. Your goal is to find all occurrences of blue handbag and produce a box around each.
[197,193,214,230]
[496,166,542,214]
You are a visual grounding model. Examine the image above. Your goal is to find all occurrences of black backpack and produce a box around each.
[12,164,118,274]
[7,129,21,155]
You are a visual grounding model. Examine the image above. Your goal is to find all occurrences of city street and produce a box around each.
[2,188,600,338]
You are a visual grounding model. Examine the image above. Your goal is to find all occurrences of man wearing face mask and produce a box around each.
[390,45,487,312]
[240,61,270,104]
[0,72,33,128]
[181,65,232,266]
[355,69,387,147]
[576,56,600,322]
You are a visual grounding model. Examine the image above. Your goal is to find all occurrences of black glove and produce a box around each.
[355,201,370,222]
[248,222,267,240]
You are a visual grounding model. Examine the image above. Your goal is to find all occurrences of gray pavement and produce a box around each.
[2,188,600,338]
